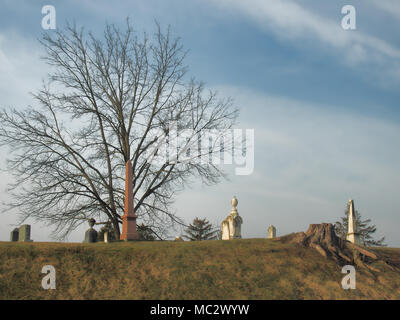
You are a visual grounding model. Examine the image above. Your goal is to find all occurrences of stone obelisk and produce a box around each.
[346,199,360,245]
[120,160,139,241]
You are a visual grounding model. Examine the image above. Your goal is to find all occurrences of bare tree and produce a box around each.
[0,20,238,240]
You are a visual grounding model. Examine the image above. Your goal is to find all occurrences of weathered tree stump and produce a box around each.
[276,223,387,271]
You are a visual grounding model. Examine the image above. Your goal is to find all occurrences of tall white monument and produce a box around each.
[221,196,243,240]
[346,199,361,245]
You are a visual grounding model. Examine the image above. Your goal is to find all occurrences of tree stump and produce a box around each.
[276,223,387,271]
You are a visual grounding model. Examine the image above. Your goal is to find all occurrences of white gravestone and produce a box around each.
[221,196,243,240]
[267,225,276,239]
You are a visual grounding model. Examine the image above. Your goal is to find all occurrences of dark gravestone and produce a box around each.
[97,229,105,242]
[83,218,98,243]
[10,228,19,242]
[18,224,33,242]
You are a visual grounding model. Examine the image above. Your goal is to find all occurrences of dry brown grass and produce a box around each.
[0,239,399,300]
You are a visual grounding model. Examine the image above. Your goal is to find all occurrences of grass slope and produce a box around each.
[0,239,399,299]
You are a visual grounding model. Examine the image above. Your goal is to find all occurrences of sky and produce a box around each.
[0,0,399,245]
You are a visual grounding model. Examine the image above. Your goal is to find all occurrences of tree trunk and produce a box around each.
[112,219,121,241]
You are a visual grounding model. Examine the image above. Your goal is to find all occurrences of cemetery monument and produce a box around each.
[83,218,98,243]
[120,160,139,241]
[346,199,361,245]
[18,224,33,242]
[221,196,243,240]
[268,225,276,239]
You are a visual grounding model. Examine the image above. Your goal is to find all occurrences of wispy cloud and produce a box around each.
[207,0,400,83]
[371,0,400,20]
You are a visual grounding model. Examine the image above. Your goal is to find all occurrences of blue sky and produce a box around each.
[0,0,399,245]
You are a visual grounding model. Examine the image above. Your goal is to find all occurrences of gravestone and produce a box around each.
[97,222,114,243]
[97,229,105,242]
[221,196,243,240]
[104,231,109,243]
[346,199,361,245]
[267,225,276,239]
[105,228,115,242]
[10,228,19,242]
[83,218,98,243]
[18,224,33,242]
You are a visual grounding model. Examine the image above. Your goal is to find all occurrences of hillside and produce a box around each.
[0,239,399,299]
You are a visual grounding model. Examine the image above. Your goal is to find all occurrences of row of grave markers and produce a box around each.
[10,224,33,242]
[8,198,359,244]
[7,160,359,245]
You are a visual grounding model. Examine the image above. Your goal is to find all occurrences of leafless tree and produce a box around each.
[0,20,238,240]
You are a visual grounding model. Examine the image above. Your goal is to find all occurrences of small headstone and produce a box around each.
[98,222,114,243]
[267,225,276,239]
[83,218,98,243]
[106,229,115,242]
[18,224,33,242]
[10,228,19,242]
[97,229,105,242]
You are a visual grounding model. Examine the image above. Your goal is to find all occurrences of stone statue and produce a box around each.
[83,218,98,243]
[221,196,243,240]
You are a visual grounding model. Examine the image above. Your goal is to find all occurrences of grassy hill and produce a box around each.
[0,239,399,299]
